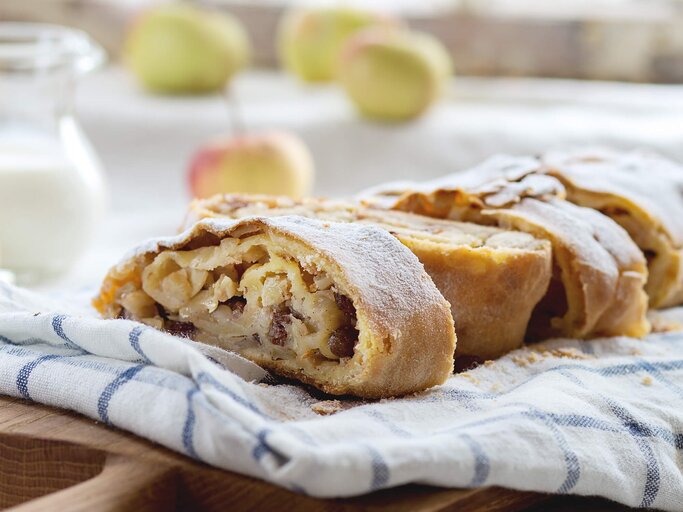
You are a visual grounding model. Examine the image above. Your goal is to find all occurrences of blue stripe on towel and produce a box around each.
[16,354,62,399]
[605,398,660,508]
[461,434,490,487]
[556,366,661,506]
[52,314,80,350]
[252,429,288,467]
[523,409,581,494]
[366,445,390,490]
[183,387,200,459]
[252,429,272,462]
[97,364,146,424]
[363,409,412,438]
[196,371,271,419]
[636,359,683,399]
[0,334,59,347]
[128,326,151,364]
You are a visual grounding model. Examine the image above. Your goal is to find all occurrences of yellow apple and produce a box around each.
[125,4,250,94]
[338,27,453,121]
[188,131,314,199]
[278,7,393,83]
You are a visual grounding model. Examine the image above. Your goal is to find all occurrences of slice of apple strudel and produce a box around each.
[184,194,552,361]
[94,216,456,398]
[365,155,650,341]
[542,148,683,309]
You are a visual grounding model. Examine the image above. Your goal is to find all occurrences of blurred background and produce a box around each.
[1,0,683,290]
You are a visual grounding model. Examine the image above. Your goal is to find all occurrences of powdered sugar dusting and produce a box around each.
[360,153,645,274]
[261,216,449,333]
[357,155,564,212]
[542,147,683,247]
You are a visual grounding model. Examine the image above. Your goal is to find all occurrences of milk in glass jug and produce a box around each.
[0,23,107,283]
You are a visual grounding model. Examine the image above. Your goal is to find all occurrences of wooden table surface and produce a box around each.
[0,395,638,511]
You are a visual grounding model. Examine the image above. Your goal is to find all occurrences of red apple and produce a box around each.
[188,131,315,199]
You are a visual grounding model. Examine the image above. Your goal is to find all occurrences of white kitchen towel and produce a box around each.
[1,280,682,510]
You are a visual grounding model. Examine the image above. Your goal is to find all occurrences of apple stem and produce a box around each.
[223,84,246,136]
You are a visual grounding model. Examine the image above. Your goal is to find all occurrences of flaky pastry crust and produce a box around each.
[365,155,650,340]
[542,148,683,308]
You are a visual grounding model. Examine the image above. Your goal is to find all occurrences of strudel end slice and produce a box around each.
[367,156,650,340]
[542,148,683,308]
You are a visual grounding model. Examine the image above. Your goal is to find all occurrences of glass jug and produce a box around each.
[0,23,107,284]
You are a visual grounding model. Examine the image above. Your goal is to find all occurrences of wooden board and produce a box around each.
[0,395,632,511]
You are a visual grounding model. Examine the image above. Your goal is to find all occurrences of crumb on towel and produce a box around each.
[312,400,344,415]
[512,347,593,367]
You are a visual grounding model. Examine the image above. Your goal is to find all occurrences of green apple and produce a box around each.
[338,27,453,121]
[278,7,392,82]
[188,131,314,199]
[125,3,250,94]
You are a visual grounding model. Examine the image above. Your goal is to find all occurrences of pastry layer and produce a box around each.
[365,155,650,340]
[94,216,456,398]
[185,194,552,360]
[542,148,683,308]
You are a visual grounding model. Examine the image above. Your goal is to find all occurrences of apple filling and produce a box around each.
[113,234,360,364]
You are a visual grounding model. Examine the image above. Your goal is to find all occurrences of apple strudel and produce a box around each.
[94,216,456,398]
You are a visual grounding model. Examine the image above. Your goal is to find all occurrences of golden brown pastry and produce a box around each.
[185,194,552,361]
[366,155,650,340]
[541,148,683,308]
[94,216,455,398]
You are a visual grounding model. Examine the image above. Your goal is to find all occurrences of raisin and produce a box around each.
[454,355,483,373]
[600,206,629,217]
[226,296,247,316]
[116,308,131,320]
[268,309,291,346]
[156,303,169,320]
[235,263,256,281]
[181,232,221,250]
[328,325,358,358]
[334,293,356,321]
[166,320,196,338]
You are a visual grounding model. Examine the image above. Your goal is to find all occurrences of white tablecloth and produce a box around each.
[79,67,683,213]
[49,67,683,293]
